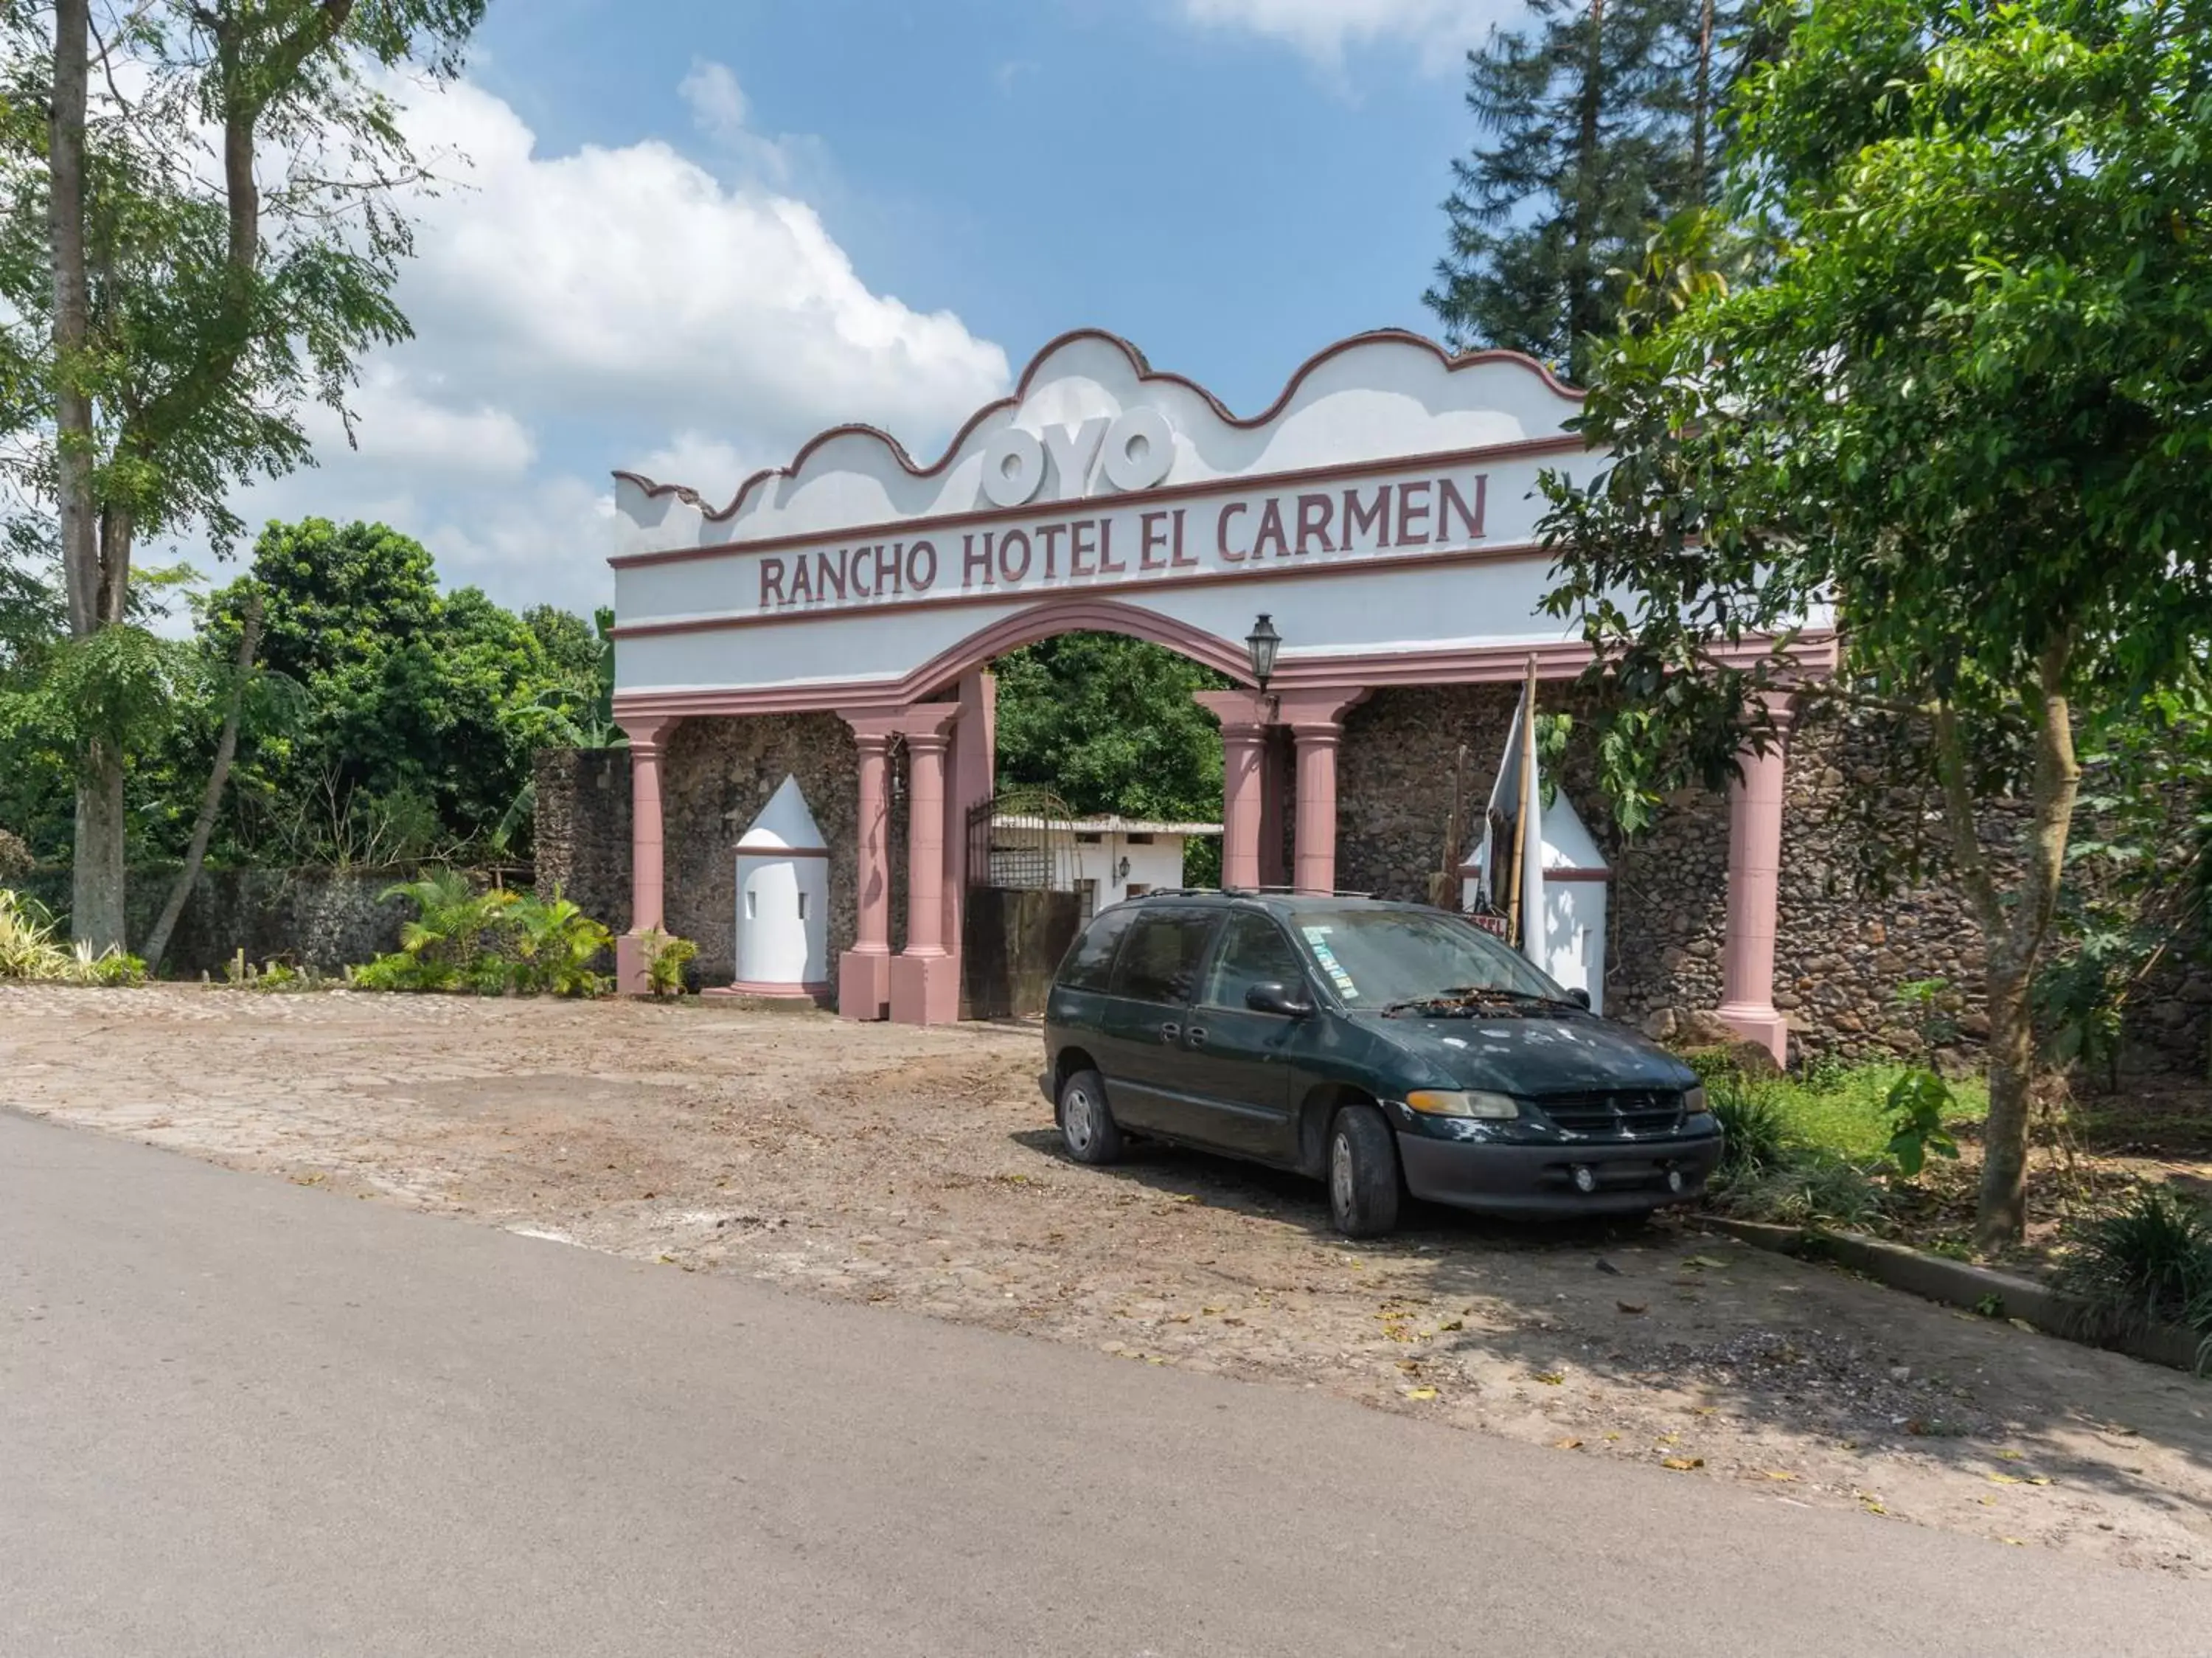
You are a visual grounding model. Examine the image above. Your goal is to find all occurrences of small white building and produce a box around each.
[991,814,1221,916]
[1462,792,1612,1012]
[731,774,831,997]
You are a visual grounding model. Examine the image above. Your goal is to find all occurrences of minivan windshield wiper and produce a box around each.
[1380,985,1584,1018]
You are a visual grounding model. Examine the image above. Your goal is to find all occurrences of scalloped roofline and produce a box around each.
[610,326,1585,528]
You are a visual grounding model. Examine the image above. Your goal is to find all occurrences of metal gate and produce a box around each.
[961,788,1083,1021]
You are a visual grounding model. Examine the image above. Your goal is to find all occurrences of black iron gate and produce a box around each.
[962,788,1083,1021]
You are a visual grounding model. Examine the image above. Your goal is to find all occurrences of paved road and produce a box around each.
[2,1113,2202,1657]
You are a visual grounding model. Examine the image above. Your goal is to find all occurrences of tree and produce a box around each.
[1425,0,1725,382]
[1537,0,2212,1244]
[0,0,484,948]
[208,518,593,864]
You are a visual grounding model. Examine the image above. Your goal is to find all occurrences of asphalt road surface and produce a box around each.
[3,1111,2203,1657]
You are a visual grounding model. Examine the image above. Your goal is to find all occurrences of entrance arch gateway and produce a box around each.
[605,328,1829,1052]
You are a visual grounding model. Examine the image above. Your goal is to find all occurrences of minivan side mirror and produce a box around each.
[1566,987,1591,1010]
[1245,981,1314,1018]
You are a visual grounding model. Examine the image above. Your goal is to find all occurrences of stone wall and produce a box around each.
[7,866,415,976]
[1335,684,1731,1029]
[533,696,2208,1072]
[1335,686,2208,1074]
[532,748,632,932]
[537,717,863,987]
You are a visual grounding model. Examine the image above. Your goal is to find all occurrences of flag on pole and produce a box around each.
[1475,671,1547,971]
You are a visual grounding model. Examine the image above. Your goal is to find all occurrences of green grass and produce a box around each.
[1762,1064,1989,1161]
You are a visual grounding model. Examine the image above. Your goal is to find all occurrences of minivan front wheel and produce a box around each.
[1057,1068,1126,1166]
[1326,1103,1401,1238]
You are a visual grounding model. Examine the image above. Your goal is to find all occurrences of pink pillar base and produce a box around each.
[615,932,651,997]
[838,948,891,1021]
[1715,1004,1790,1066]
[889,951,961,1026]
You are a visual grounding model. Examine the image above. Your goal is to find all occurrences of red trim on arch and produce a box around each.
[610,327,1584,530]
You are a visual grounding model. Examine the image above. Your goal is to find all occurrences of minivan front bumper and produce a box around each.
[1394,1123,1725,1216]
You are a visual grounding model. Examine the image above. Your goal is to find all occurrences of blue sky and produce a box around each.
[215,0,1515,618]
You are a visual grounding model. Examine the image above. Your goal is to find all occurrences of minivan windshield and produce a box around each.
[1288,908,1568,1011]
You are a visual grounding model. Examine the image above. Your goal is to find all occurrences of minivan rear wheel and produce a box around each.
[1057,1068,1125,1166]
[1326,1103,1401,1238]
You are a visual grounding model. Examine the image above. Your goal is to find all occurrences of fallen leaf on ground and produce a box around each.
[1661,1457,1704,1471]
[1615,1301,1647,1315]
[1988,1474,2023,1485]
[1996,1449,2025,1460]
[1761,1471,1798,1481]
[1683,1255,1730,1270]
[1404,1387,1439,1401]
[1436,1318,1464,1333]
[1552,1437,1583,1450]
[1595,1258,1622,1275]
[1531,1371,1565,1385]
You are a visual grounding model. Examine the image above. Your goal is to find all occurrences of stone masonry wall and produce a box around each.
[532,747,631,932]
[538,717,862,986]
[1337,687,2208,1073]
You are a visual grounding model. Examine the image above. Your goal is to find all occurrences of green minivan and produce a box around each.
[1042,890,1723,1237]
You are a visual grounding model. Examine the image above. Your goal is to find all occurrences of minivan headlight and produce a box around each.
[1405,1089,1519,1120]
[1683,1085,1710,1116]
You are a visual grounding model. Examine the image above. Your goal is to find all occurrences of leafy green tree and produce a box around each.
[207,518,595,864]
[1537,0,2212,1244]
[0,0,484,948]
[994,635,1228,881]
[1426,0,1733,382]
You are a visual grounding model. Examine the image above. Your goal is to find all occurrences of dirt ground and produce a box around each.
[4,985,2208,1576]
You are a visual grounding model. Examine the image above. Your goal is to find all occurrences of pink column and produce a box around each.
[1194,690,1267,890]
[1290,724,1340,895]
[1273,689,1367,898]
[837,722,895,1021]
[614,718,674,996]
[889,704,963,1025]
[1716,700,1795,1064]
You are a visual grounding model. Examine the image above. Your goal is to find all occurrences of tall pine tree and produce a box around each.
[1425,0,1732,383]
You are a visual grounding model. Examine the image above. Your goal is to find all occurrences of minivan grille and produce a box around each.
[1535,1089,1686,1137]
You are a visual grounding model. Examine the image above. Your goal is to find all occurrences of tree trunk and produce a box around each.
[144,594,264,974]
[69,510,136,950]
[49,0,94,637]
[1975,962,2035,1246]
[1693,0,1714,201]
[1565,0,1608,376]
[72,740,126,949]
[1957,641,2081,1249]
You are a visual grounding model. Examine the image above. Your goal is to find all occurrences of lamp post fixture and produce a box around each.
[1245,613,1281,719]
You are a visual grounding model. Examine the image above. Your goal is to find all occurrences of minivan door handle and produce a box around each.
[1158,1021,1180,1043]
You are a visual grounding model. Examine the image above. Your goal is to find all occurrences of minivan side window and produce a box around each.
[1108,909,1217,1005]
[1200,912,1309,1010]
[1058,907,1135,993]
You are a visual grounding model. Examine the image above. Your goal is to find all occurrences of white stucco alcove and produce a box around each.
[731,775,831,996]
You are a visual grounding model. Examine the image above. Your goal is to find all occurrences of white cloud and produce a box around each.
[394,77,1009,454]
[189,70,1010,622]
[1174,0,1500,64]
[678,58,749,142]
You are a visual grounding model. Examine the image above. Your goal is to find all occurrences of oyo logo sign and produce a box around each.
[978,409,1175,509]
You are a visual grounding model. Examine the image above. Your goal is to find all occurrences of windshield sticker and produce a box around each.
[1304,937,1358,996]
[1301,926,1333,939]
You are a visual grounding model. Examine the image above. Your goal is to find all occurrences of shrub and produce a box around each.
[1710,1072,1790,1182]
[639,929,697,998]
[0,889,144,985]
[2057,1187,2212,1342]
[0,828,32,878]
[349,874,617,998]
[507,892,613,997]
[1717,1148,1888,1231]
